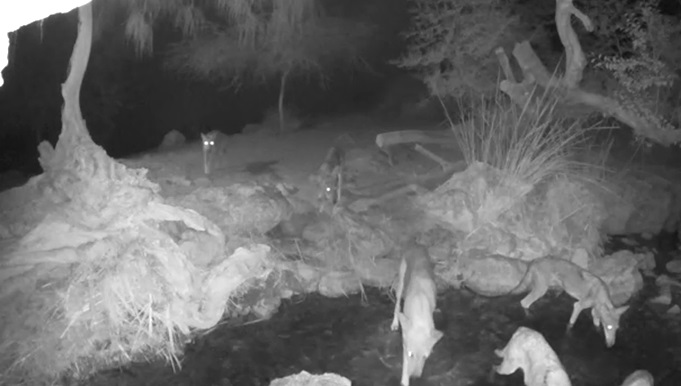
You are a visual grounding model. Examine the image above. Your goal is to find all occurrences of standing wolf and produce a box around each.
[391,243,444,386]
[509,256,629,347]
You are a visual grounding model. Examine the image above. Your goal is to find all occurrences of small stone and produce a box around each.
[649,285,672,305]
[640,269,656,278]
[158,129,186,150]
[279,288,294,299]
[621,237,639,246]
[636,251,656,271]
[667,259,681,274]
[571,248,589,270]
[656,274,681,288]
[667,305,681,315]
[269,370,351,386]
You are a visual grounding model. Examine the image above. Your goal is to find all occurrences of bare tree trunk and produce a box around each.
[32,3,158,202]
[38,2,95,173]
[61,4,91,139]
[278,69,290,134]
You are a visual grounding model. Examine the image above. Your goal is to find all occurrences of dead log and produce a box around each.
[375,128,459,166]
[496,0,681,146]
[375,129,457,151]
[414,144,453,170]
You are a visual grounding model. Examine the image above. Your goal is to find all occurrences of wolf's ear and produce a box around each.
[433,330,445,343]
[431,329,444,345]
[615,306,629,316]
[398,312,411,330]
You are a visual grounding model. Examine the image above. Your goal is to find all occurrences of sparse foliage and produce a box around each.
[580,0,631,56]
[119,0,206,56]
[119,0,317,58]
[588,0,681,137]
[166,14,370,88]
[164,0,373,132]
[443,89,595,187]
[392,0,517,99]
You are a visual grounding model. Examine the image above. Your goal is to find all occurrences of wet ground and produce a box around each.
[88,235,681,386]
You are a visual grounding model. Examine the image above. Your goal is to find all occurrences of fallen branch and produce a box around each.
[345,161,466,212]
[376,129,456,150]
[497,42,681,145]
[414,144,453,170]
[494,47,516,84]
[495,0,680,146]
[375,128,459,166]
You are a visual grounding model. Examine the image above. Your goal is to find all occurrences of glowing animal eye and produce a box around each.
[606,325,613,330]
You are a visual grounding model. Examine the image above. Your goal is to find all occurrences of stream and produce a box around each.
[87,235,681,386]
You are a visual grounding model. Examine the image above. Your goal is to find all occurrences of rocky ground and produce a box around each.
[84,232,681,386]
[78,115,681,386]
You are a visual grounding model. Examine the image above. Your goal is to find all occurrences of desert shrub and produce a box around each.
[580,0,633,56]
[586,0,681,137]
[443,89,600,188]
[391,0,517,99]
[430,89,612,261]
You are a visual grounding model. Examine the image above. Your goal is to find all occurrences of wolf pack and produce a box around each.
[391,240,653,386]
[200,133,655,385]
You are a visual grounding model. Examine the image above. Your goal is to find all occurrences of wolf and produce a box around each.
[509,256,629,348]
[620,370,654,386]
[201,130,226,175]
[494,326,572,386]
[308,146,345,212]
[391,243,444,386]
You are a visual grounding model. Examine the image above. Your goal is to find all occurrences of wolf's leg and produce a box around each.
[590,307,602,329]
[568,301,586,328]
[391,257,407,331]
[519,280,547,310]
[401,355,410,386]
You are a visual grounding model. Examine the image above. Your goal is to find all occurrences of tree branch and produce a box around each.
[555,0,593,88]
[497,41,681,146]
[494,0,681,146]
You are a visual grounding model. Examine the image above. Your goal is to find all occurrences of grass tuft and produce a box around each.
[442,87,608,187]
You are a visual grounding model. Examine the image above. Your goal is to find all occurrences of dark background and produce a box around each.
[0,0,679,174]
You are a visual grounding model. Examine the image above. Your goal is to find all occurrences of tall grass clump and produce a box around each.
[443,88,606,187]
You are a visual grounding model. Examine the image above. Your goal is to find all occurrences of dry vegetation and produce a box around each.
[392,0,518,99]
[443,89,605,188]
[414,85,614,264]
